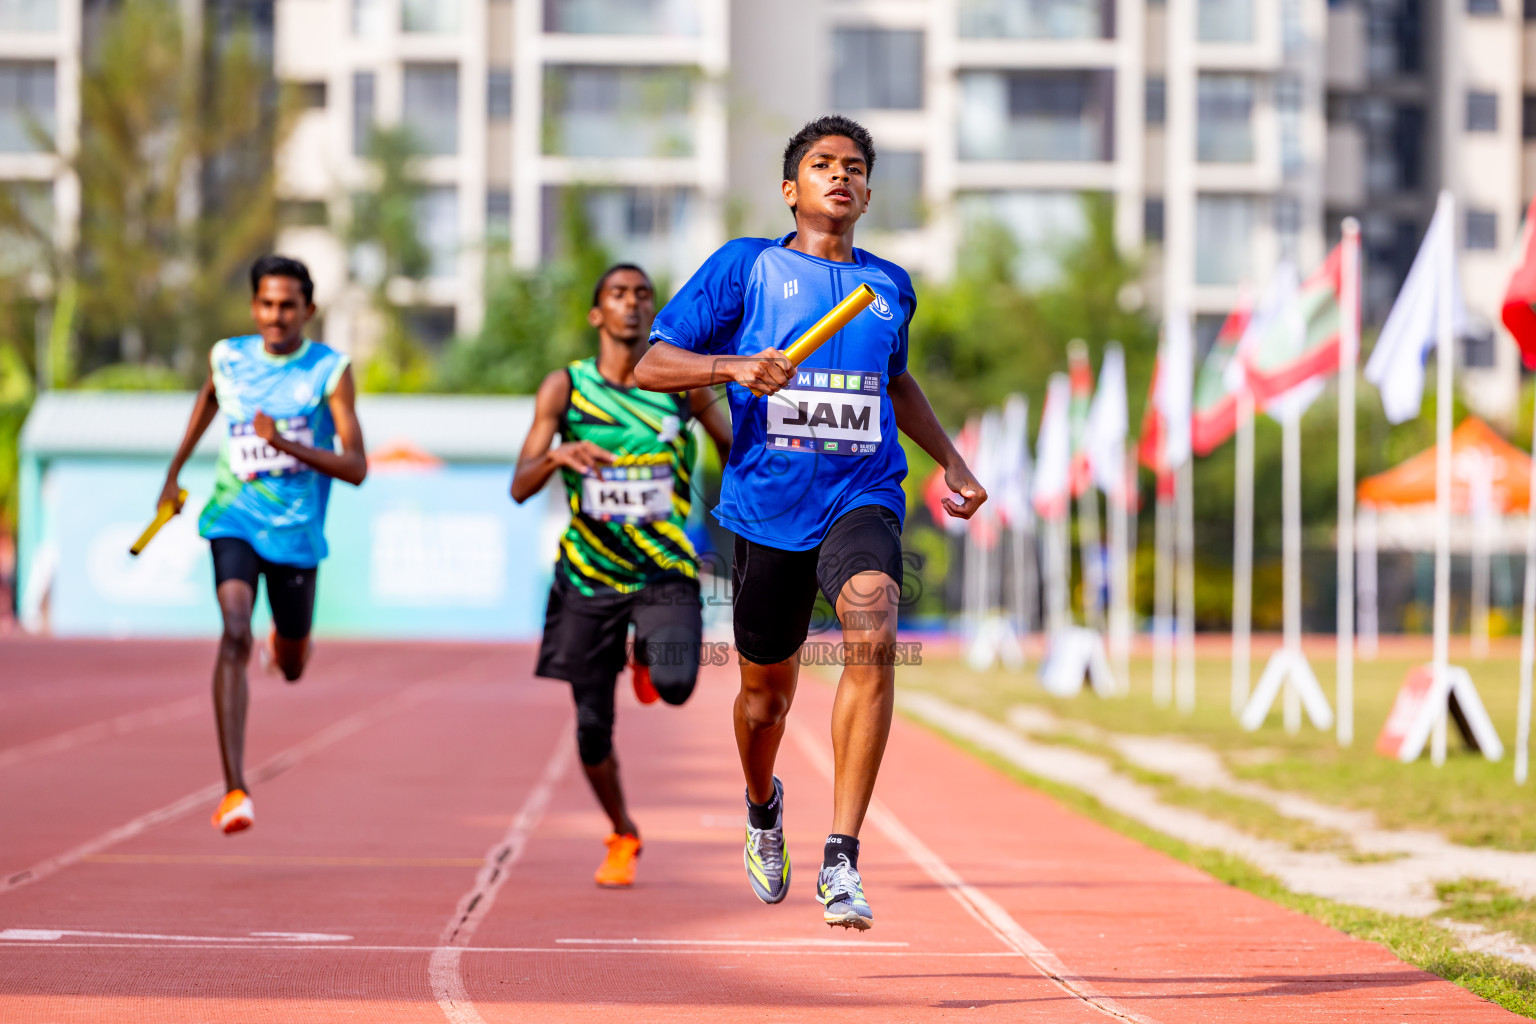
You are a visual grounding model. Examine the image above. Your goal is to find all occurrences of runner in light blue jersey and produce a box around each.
[637,116,986,929]
[158,256,368,836]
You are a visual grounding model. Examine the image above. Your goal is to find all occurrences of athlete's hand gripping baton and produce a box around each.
[129,489,187,556]
[782,284,877,366]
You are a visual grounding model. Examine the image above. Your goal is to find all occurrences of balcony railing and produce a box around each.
[543,65,694,158]
[958,0,1111,40]
[543,0,700,36]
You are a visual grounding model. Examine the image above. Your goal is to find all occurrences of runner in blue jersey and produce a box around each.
[157,256,367,835]
[636,116,986,929]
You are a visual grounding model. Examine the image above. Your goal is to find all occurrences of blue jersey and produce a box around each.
[650,234,914,551]
[198,335,352,568]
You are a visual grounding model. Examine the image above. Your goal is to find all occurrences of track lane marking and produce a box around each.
[430,731,572,1024]
[0,928,351,943]
[788,722,1164,1024]
[1,941,1019,957]
[2,682,440,894]
[83,853,485,868]
[554,937,910,948]
[0,696,204,771]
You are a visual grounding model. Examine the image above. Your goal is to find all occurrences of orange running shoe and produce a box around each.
[631,662,659,705]
[211,790,254,835]
[595,833,642,888]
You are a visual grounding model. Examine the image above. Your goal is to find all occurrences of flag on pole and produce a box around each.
[925,420,976,534]
[1156,307,1195,470]
[1365,200,1468,424]
[1191,298,1253,457]
[1240,248,1344,408]
[1087,343,1128,498]
[1501,194,1536,367]
[1067,340,1095,497]
[996,394,1032,529]
[1033,374,1072,520]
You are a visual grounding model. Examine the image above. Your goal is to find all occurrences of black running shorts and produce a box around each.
[731,504,904,666]
[210,537,318,640]
[536,574,704,766]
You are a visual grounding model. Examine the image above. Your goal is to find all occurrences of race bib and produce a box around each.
[228,417,314,482]
[580,463,674,523]
[764,369,882,456]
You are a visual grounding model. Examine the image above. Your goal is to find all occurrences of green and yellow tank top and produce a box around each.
[555,357,699,596]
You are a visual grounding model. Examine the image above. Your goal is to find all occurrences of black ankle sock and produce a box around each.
[824,834,859,870]
[746,787,781,830]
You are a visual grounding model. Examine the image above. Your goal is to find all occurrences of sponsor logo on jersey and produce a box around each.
[783,279,799,299]
[869,293,894,320]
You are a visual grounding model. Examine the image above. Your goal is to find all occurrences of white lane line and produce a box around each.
[0,696,204,771]
[0,928,350,943]
[430,732,572,1024]
[2,683,437,894]
[788,722,1164,1024]
[1,941,1019,957]
[555,937,910,948]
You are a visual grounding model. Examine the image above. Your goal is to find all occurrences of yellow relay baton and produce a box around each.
[782,283,877,366]
[129,489,187,557]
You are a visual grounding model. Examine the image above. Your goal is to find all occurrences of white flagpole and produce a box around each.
[1517,384,1536,783]
[1109,441,1131,695]
[1176,458,1197,712]
[1232,390,1255,716]
[1079,486,1106,632]
[1432,190,1455,767]
[1282,407,1303,734]
[1126,448,1140,693]
[1472,458,1492,660]
[1337,219,1361,745]
[1154,477,1174,706]
[1358,503,1379,660]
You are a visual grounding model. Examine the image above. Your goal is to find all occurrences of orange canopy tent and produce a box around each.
[1357,417,1533,514]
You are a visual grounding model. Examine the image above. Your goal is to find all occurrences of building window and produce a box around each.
[1145,75,1166,126]
[0,181,52,274]
[543,0,701,36]
[831,29,924,110]
[1466,90,1498,132]
[956,190,1097,286]
[297,81,327,109]
[416,186,459,278]
[403,0,460,33]
[1144,197,1165,242]
[1274,194,1301,237]
[1276,75,1304,179]
[1467,0,1500,13]
[958,69,1115,162]
[0,61,54,152]
[957,0,1112,40]
[278,200,329,227]
[488,69,513,121]
[352,71,375,155]
[1198,0,1253,42]
[865,151,923,232]
[544,65,694,158]
[1462,326,1497,367]
[486,189,511,239]
[406,307,457,348]
[404,64,459,156]
[543,185,698,284]
[1197,73,1254,163]
[1525,94,1536,139]
[352,0,387,37]
[0,0,57,32]
[1195,193,1255,285]
[1465,209,1498,250]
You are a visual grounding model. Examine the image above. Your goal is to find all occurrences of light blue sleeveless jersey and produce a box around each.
[198,335,352,568]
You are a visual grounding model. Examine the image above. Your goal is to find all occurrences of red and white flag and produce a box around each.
[1502,193,1536,367]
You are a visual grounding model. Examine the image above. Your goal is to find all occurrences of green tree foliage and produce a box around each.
[348,125,434,392]
[437,190,614,394]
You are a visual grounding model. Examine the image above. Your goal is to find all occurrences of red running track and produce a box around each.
[0,638,1519,1022]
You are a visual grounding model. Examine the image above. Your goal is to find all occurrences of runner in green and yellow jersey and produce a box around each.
[512,264,731,888]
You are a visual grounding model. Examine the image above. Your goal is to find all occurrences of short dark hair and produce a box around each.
[781,115,877,187]
[591,263,652,308]
[250,255,314,305]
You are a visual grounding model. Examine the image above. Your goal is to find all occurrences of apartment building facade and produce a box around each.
[0,0,1531,417]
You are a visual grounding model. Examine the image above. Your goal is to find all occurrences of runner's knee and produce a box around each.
[575,719,613,766]
[573,682,615,766]
[219,622,253,661]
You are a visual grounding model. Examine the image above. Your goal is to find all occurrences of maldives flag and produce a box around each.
[1501,194,1536,368]
[1190,298,1253,457]
[1240,242,1344,407]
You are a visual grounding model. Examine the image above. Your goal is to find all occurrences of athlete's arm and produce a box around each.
[688,386,732,464]
[510,369,616,504]
[157,367,221,513]
[888,370,986,519]
[252,365,368,486]
[635,341,793,398]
